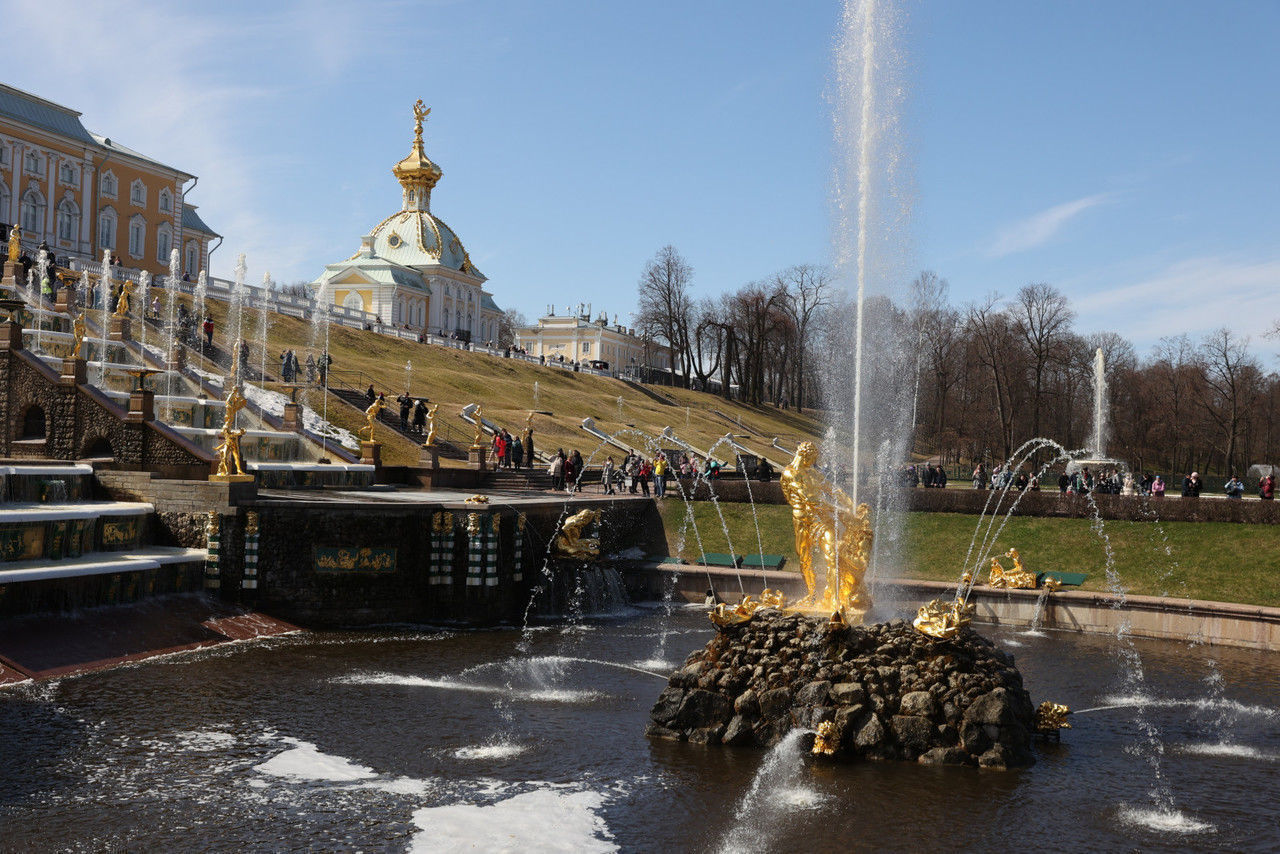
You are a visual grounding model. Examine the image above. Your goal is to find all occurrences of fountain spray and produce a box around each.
[165,248,180,416]
[98,250,111,384]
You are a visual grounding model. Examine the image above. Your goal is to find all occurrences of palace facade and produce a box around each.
[0,83,219,276]
[311,102,502,343]
[515,305,672,373]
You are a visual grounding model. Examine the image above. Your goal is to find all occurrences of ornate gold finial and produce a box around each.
[360,396,385,443]
[552,509,602,560]
[466,512,482,537]
[412,99,430,142]
[912,597,974,640]
[423,403,439,447]
[779,441,872,623]
[464,494,489,505]
[1035,701,1071,733]
[245,511,260,536]
[71,312,87,358]
[7,225,20,263]
[113,279,134,318]
[205,510,219,537]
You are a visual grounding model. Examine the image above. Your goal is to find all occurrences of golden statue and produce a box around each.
[71,312,87,358]
[1034,701,1071,734]
[811,720,843,756]
[423,403,439,446]
[552,508,601,560]
[526,410,533,431]
[360,396,385,442]
[7,225,19,262]
[113,279,134,318]
[708,589,787,628]
[470,405,484,449]
[912,597,974,640]
[779,441,873,621]
[214,385,249,477]
[988,548,1036,589]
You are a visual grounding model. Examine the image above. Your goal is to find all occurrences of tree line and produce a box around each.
[636,245,1280,477]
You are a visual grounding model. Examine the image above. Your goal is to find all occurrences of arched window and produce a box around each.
[130,179,146,207]
[0,179,9,225]
[342,291,363,311]
[128,214,146,257]
[20,405,45,440]
[156,223,172,262]
[23,150,41,175]
[20,188,45,234]
[184,239,199,276]
[56,198,80,243]
[158,188,172,213]
[100,170,118,198]
[99,207,117,249]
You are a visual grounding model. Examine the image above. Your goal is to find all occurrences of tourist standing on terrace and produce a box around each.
[1182,472,1202,498]
[602,456,616,494]
[570,450,584,492]
[549,450,565,491]
[654,453,667,498]
[524,426,535,468]
[203,316,214,348]
[411,399,427,435]
[1152,475,1165,498]
[510,433,523,468]
[1225,475,1245,499]
[1260,473,1275,500]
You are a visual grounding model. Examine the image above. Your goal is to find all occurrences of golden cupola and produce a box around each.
[392,99,443,213]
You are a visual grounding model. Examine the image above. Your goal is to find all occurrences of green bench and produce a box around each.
[740,554,788,570]
[1038,571,1088,587]
[700,553,742,568]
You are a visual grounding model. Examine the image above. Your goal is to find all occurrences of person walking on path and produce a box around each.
[570,450,584,492]
[638,457,652,497]
[602,456,616,494]
[397,393,412,432]
[411,399,427,435]
[203,316,214,349]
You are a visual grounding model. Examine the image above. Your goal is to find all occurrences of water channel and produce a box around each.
[2,604,1277,852]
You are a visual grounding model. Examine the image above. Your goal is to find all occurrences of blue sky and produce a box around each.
[10,0,1278,356]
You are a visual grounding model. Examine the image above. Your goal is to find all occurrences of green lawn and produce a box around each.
[656,502,1280,607]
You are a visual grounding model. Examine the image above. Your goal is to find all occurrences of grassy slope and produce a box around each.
[189,296,825,467]
[656,501,1280,607]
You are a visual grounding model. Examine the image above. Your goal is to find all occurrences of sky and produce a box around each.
[8,0,1279,358]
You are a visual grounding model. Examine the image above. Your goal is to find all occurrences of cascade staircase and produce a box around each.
[329,386,469,460]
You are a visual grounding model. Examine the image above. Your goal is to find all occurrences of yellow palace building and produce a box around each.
[0,83,218,276]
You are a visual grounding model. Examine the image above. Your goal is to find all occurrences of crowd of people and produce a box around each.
[545,449,736,495]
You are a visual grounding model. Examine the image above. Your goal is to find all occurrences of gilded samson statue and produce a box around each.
[552,508,601,560]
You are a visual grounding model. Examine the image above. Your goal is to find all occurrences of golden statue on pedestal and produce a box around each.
[214,385,249,477]
[113,279,134,318]
[423,403,439,446]
[1035,701,1072,734]
[708,589,786,628]
[7,225,20,262]
[552,508,601,560]
[912,597,974,640]
[470,405,484,449]
[988,547,1036,589]
[360,396,385,442]
[779,441,873,622]
[71,312,87,358]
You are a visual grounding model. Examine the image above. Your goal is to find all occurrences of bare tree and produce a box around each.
[636,246,694,385]
[1009,283,1074,440]
[1196,328,1263,475]
[497,308,527,348]
[776,264,831,412]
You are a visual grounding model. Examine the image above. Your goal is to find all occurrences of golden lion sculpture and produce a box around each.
[552,509,601,560]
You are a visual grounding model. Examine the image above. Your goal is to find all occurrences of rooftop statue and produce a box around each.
[779,441,873,622]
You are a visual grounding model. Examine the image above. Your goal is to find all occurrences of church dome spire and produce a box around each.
[392,99,443,212]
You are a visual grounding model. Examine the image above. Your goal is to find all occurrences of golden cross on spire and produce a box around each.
[412,99,431,144]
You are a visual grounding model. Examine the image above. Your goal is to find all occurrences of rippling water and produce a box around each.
[2,606,1279,852]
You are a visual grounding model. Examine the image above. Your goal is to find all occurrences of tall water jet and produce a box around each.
[194,270,208,367]
[164,248,181,416]
[1091,347,1108,459]
[229,253,247,376]
[825,0,913,580]
[97,250,111,384]
[33,248,48,354]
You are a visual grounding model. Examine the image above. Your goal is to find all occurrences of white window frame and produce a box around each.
[130,179,147,207]
[0,144,9,168]
[128,214,146,258]
[23,150,41,176]
[184,239,199,276]
[58,162,78,186]
[0,179,9,224]
[156,222,172,262]
[20,188,45,234]
[158,187,172,213]
[99,208,117,250]
[56,198,79,243]
[100,170,118,199]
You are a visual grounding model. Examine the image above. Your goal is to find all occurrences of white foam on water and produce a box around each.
[1098,693,1278,719]
[1117,805,1215,835]
[172,730,236,751]
[1001,639,1024,648]
[1020,630,1046,638]
[409,788,615,853]
[334,672,604,703]
[453,742,529,761]
[634,658,677,671]
[775,785,827,809]
[358,776,435,796]
[1179,742,1276,761]
[254,737,377,782]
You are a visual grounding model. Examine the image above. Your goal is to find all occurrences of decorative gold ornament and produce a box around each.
[360,396,386,442]
[71,312,87,358]
[432,511,453,532]
[812,720,843,756]
[1042,577,1062,593]
[245,511,260,536]
[467,512,482,537]
[779,441,873,622]
[214,385,249,477]
[423,403,439,447]
[552,508,601,560]
[1035,701,1071,733]
[707,589,786,628]
[912,598,974,640]
[113,279,134,318]
[988,548,1036,589]
[470,405,484,449]
[464,494,489,505]
[205,510,219,539]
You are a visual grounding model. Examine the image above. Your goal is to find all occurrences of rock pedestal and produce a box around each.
[55,285,75,314]
[109,315,131,342]
[647,611,1036,768]
[469,445,487,470]
[281,402,302,433]
[361,440,382,467]
[126,390,154,424]
[420,445,440,469]
[60,357,86,388]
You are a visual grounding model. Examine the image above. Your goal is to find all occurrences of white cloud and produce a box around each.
[987,193,1114,258]
[1074,255,1280,353]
